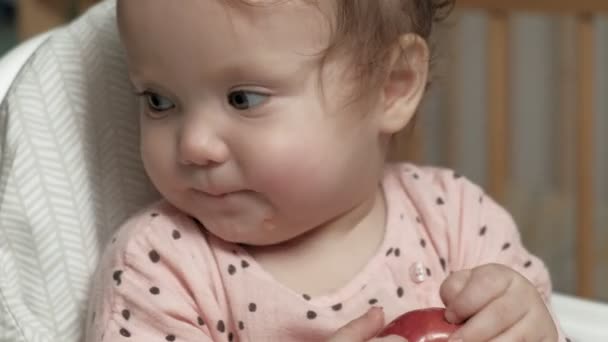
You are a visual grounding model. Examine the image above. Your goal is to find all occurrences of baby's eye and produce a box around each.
[227,90,268,110]
[141,91,175,112]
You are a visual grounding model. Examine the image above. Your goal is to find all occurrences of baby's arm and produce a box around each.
[85,208,223,342]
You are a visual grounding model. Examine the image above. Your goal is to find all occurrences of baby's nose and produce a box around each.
[177,120,229,166]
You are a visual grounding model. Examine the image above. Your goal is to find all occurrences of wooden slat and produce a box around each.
[575,14,595,298]
[389,124,423,163]
[17,0,99,40]
[445,15,461,168]
[404,126,423,163]
[78,0,98,12]
[558,19,576,195]
[487,11,509,204]
[17,0,69,40]
[457,0,608,14]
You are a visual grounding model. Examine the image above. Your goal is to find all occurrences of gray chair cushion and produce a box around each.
[0,2,158,341]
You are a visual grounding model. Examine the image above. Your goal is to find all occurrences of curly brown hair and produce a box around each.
[328,0,455,88]
[251,1,453,110]
[233,0,455,87]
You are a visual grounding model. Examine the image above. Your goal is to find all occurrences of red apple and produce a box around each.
[377,308,461,342]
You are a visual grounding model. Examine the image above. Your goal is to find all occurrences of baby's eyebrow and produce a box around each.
[206,53,320,83]
[127,71,167,92]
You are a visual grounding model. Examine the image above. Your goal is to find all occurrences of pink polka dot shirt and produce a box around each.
[85,164,567,341]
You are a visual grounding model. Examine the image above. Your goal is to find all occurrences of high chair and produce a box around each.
[0,1,606,341]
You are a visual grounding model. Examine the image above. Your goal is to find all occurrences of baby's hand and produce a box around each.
[327,307,407,342]
[440,263,558,341]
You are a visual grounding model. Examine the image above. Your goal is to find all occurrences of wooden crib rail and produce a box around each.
[18,0,99,40]
[454,0,605,299]
[458,0,608,13]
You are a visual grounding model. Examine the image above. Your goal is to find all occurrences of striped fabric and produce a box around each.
[0,1,159,341]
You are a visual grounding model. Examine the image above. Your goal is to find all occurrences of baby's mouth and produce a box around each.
[194,188,253,199]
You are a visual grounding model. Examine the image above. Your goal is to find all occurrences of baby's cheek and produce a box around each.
[242,131,339,200]
[254,150,327,196]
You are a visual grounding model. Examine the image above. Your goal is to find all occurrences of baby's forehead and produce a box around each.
[224,0,331,17]
[118,0,338,73]
[230,0,318,5]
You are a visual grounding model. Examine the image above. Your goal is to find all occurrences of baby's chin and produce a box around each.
[193,203,286,245]
[205,217,297,246]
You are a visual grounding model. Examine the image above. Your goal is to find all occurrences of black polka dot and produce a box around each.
[397,287,404,298]
[119,328,131,337]
[479,195,484,203]
[394,248,401,257]
[166,334,176,341]
[332,303,342,311]
[440,258,447,271]
[479,226,487,236]
[302,294,311,301]
[197,317,205,326]
[248,303,257,312]
[307,310,317,319]
[453,172,462,179]
[385,248,394,256]
[217,320,225,333]
[436,197,445,205]
[502,242,511,250]
[368,298,378,305]
[400,213,405,220]
[228,332,234,341]
[150,286,160,295]
[151,213,159,217]
[420,239,426,248]
[172,230,181,240]
[241,260,250,268]
[416,216,422,223]
[228,264,237,275]
[149,250,160,263]
[413,173,420,179]
[566,338,572,342]
[121,309,130,321]
[113,270,123,286]
[426,268,432,277]
[524,260,532,268]
[239,321,245,330]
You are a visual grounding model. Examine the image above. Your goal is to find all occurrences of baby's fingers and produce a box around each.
[447,291,526,342]
[328,307,385,342]
[440,264,513,324]
[369,337,408,342]
[474,309,557,342]
[327,307,407,342]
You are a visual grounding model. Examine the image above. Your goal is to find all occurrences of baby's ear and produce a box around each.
[379,34,429,134]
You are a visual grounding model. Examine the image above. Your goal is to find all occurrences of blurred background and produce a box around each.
[0,1,606,302]
[0,0,97,51]
[0,0,16,53]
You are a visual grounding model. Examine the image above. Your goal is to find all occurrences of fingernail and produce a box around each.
[369,306,384,316]
[444,310,457,323]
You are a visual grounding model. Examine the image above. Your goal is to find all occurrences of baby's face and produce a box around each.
[118,0,388,245]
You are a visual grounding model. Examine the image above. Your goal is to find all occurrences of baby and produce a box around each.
[86,0,566,341]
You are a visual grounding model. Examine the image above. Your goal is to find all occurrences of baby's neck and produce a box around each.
[247,187,387,296]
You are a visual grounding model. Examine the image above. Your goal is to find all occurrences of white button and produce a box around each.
[410,262,426,283]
